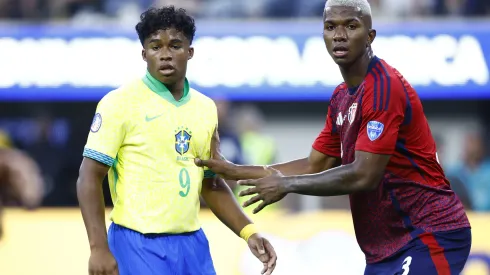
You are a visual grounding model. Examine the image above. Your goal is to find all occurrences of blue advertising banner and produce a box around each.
[0,21,489,101]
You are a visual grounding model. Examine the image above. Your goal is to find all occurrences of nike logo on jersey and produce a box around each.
[145,114,164,122]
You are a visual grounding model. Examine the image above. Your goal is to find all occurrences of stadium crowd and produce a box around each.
[0,0,489,21]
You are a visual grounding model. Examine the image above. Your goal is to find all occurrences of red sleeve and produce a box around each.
[355,78,405,155]
[312,95,341,158]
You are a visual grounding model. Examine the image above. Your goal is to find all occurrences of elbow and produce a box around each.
[358,179,380,192]
[352,168,383,192]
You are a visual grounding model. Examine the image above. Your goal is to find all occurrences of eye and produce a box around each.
[152,46,160,51]
[171,45,182,50]
[347,24,357,30]
[325,25,335,31]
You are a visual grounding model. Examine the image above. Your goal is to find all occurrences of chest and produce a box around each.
[334,91,363,162]
[129,100,215,160]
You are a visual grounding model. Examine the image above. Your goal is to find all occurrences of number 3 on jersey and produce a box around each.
[401,256,412,275]
[179,168,191,197]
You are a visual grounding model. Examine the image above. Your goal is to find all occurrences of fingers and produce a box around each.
[265,239,277,271]
[242,195,261,208]
[239,187,258,197]
[194,158,206,167]
[265,166,281,175]
[253,238,275,275]
[89,265,118,275]
[253,201,268,214]
[249,237,269,263]
[237,179,257,187]
[256,238,266,255]
[261,263,267,275]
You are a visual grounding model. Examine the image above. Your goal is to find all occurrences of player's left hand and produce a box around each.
[247,233,277,275]
[238,167,287,214]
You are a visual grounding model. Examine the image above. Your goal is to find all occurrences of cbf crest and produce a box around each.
[175,126,192,155]
[348,103,358,124]
[367,121,384,141]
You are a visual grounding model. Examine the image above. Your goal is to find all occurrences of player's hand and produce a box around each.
[194,157,236,179]
[88,248,119,275]
[247,234,277,275]
[238,167,287,214]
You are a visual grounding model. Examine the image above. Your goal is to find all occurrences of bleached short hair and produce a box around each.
[325,0,372,16]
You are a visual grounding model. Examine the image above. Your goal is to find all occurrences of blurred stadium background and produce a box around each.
[0,0,490,274]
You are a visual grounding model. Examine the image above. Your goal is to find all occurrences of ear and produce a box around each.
[188,47,194,60]
[367,29,376,48]
[142,49,147,62]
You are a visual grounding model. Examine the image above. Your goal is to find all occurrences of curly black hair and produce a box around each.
[135,6,196,45]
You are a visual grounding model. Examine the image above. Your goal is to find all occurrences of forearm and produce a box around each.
[201,177,252,236]
[228,158,311,180]
[285,164,369,196]
[76,176,108,250]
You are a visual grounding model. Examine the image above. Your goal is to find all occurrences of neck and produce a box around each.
[164,78,185,100]
[339,50,373,87]
[147,70,186,101]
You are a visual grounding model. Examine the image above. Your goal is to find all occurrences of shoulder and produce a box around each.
[365,59,406,95]
[330,83,347,105]
[362,59,406,111]
[189,88,217,110]
[98,79,141,110]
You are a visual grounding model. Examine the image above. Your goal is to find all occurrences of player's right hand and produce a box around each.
[88,248,119,275]
[194,157,236,179]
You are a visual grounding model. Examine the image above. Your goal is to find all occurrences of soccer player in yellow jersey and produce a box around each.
[76,6,277,275]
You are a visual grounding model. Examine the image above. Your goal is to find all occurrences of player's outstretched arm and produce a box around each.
[201,176,277,275]
[195,127,340,180]
[76,157,119,275]
[238,151,390,213]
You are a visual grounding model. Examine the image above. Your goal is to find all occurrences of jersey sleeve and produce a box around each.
[312,94,341,158]
[83,92,126,166]
[355,79,405,155]
[203,101,218,179]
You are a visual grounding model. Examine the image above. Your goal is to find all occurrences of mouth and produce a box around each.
[332,46,349,58]
[159,64,175,75]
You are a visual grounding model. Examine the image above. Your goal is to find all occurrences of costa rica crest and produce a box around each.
[348,103,358,124]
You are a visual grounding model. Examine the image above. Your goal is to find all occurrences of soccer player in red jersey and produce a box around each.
[195,0,472,273]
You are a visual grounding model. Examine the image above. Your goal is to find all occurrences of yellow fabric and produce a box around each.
[239,223,258,242]
[0,130,12,148]
[236,132,278,209]
[241,132,276,165]
[83,79,217,234]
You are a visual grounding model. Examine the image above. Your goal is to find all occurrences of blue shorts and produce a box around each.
[108,223,216,275]
[365,228,471,275]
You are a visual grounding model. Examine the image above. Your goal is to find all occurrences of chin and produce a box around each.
[332,56,357,68]
[333,58,350,66]
[156,72,178,84]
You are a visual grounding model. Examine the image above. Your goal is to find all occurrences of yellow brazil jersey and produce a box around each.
[83,71,217,234]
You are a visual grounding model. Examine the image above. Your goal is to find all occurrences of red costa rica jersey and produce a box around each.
[312,56,470,263]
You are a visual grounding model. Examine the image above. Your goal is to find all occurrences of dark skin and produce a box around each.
[142,28,194,99]
[78,27,276,275]
[196,6,391,214]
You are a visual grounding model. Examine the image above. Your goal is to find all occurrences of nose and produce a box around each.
[333,27,347,42]
[159,47,172,61]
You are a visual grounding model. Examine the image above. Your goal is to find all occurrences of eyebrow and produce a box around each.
[169,38,183,44]
[148,39,161,44]
[324,18,361,24]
